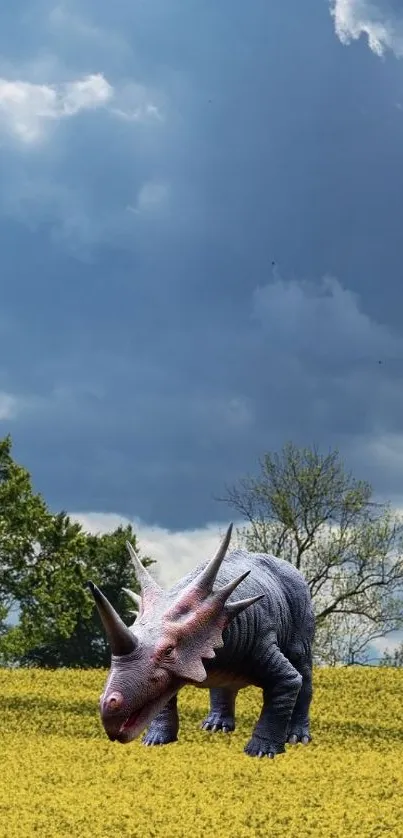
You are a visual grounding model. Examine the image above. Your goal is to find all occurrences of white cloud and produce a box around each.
[0,391,19,420]
[110,83,164,124]
[253,274,401,362]
[70,512,239,588]
[0,68,167,248]
[0,73,112,143]
[61,75,112,116]
[370,633,403,655]
[330,0,403,57]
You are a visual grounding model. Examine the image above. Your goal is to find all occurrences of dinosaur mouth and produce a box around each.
[117,688,176,743]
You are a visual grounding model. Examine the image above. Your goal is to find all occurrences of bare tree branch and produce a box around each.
[218,442,403,664]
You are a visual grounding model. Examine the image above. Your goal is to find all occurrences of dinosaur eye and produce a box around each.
[164,646,175,657]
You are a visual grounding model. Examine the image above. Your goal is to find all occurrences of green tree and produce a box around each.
[221,442,403,665]
[0,436,153,668]
[2,516,153,668]
[0,435,50,635]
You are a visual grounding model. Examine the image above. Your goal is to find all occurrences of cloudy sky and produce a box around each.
[2,0,403,598]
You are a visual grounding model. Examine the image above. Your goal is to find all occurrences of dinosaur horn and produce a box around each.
[225,594,264,619]
[122,587,142,607]
[126,542,162,597]
[87,581,137,656]
[214,570,251,603]
[194,524,234,594]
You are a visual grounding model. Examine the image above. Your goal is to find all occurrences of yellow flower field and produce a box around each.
[1,667,402,838]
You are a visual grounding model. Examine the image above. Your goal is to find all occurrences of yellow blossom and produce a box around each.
[1,667,402,838]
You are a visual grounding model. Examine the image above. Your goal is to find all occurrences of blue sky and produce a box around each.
[2,0,403,543]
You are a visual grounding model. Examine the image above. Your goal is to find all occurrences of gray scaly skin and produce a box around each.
[88,524,315,759]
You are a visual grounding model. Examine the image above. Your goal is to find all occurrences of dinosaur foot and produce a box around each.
[243,735,286,759]
[287,723,311,745]
[201,711,235,734]
[142,727,178,746]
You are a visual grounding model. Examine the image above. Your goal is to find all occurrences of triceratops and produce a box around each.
[88,524,315,758]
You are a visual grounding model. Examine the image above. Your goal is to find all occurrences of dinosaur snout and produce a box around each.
[103,691,125,713]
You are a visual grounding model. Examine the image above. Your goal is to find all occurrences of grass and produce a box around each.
[1,666,403,837]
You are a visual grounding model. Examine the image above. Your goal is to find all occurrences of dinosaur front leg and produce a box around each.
[244,647,302,758]
[201,687,238,733]
[142,695,179,746]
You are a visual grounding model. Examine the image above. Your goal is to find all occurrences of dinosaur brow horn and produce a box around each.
[194,523,234,595]
[87,581,137,656]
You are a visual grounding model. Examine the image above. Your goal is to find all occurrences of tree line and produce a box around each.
[1,434,402,668]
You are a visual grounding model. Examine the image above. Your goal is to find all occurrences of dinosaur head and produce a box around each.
[88,524,263,744]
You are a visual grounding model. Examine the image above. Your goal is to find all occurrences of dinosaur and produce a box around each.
[88,523,315,758]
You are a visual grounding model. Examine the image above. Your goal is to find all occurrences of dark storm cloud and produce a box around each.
[1,0,403,527]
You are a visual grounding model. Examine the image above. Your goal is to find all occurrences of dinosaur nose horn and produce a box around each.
[87,581,137,656]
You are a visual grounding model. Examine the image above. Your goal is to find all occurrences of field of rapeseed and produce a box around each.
[1,667,402,838]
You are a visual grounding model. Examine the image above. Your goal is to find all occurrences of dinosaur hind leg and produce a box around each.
[286,653,313,745]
